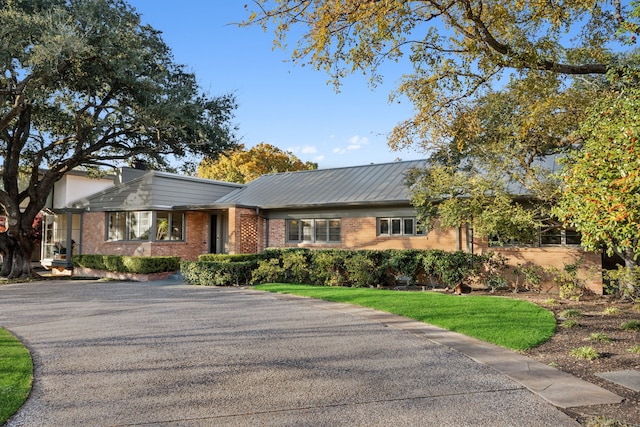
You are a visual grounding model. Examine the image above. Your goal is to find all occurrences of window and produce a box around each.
[490,226,581,247]
[156,212,185,241]
[286,219,341,243]
[107,211,185,241]
[377,217,426,236]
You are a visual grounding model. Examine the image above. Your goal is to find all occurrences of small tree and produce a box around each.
[198,143,317,183]
[555,87,640,295]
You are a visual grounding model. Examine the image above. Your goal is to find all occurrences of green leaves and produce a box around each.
[555,88,640,264]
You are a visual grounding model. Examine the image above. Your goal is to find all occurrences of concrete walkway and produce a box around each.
[0,279,620,426]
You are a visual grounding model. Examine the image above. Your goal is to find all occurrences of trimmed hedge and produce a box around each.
[73,255,180,274]
[181,260,257,286]
[183,248,507,288]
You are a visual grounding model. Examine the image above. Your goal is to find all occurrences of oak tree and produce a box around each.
[0,0,238,277]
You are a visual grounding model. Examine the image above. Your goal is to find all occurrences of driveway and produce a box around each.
[0,279,581,426]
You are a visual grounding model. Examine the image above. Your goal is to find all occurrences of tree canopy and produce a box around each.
[554,87,640,267]
[244,0,640,262]
[244,0,639,148]
[0,0,238,277]
[198,143,318,183]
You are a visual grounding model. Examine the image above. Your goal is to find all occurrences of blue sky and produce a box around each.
[126,1,424,169]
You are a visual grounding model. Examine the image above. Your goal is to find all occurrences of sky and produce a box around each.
[126,1,425,169]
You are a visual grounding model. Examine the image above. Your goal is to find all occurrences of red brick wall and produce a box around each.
[267,216,459,251]
[80,211,208,261]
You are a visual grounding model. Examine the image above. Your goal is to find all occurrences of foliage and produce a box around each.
[343,252,381,288]
[620,320,640,331]
[386,249,422,286]
[0,0,238,278]
[627,345,640,354]
[0,328,32,425]
[589,332,612,342]
[253,284,557,350]
[547,259,588,300]
[570,346,601,361]
[555,88,640,270]
[73,255,180,274]
[198,143,317,183]
[198,253,266,263]
[512,263,543,293]
[251,257,285,284]
[561,320,580,329]
[603,265,640,301]
[181,260,257,286]
[559,309,583,319]
[243,0,636,149]
[603,307,622,316]
[309,249,348,286]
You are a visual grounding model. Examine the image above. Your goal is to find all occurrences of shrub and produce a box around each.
[181,260,256,286]
[589,332,611,342]
[281,250,312,284]
[547,258,587,300]
[251,258,285,284]
[561,320,580,328]
[603,265,640,301]
[627,345,640,354]
[386,249,422,286]
[344,252,380,288]
[309,250,348,286]
[198,253,266,262]
[73,255,180,273]
[559,309,582,319]
[602,307,621,316]
[620,320,640,331]
[570,346,601,360]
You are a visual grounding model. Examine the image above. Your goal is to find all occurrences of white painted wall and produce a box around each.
[52,173,115,209]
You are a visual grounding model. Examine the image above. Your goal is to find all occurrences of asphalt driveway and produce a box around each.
[0,279,580,426]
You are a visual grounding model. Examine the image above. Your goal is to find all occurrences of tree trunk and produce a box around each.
[0,232,17,277]
[10,234,34,279]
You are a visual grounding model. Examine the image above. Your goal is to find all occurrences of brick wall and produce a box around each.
[80,211,209,261]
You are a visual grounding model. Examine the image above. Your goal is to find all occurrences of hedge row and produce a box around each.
[73,255,180,274]
[181,248,506,288]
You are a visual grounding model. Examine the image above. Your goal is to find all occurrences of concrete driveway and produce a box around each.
[0,279,581,426]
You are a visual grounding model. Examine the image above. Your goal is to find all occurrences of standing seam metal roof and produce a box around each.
[215,160,426,208]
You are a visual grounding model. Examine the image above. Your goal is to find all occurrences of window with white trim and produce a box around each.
[286,219,341,243]
[377,217,427,236]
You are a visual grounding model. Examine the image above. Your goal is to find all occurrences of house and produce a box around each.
[53,160,601,292]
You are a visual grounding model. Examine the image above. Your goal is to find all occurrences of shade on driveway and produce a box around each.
[0,280,580,426]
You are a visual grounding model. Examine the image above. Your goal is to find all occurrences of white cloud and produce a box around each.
[333,147,346,155]
[348,135,370,145]
[301,145,317,154]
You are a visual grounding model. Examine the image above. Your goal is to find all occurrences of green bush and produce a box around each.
[198,253,266,262]
[181,260,257,286]
[309,249,348,286]
[73,255,180,273]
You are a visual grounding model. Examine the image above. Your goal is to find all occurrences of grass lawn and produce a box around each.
[254,284,556,351]
[0,328,33,425]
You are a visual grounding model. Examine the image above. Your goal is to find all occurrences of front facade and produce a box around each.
[53,161,602,293]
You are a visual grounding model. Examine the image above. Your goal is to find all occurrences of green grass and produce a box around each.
[254,284,557,350]
[0,328,33,425]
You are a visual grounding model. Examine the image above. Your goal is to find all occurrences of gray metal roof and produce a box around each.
[215,160,426,209]
[70,170,244,211]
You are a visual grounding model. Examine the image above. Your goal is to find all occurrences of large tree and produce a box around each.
[244,0,639,245]
[198,142,317,183]
[0,0,238,278]
[244,0,638,148]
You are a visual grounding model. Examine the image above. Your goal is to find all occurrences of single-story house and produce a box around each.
[48,160,602,292]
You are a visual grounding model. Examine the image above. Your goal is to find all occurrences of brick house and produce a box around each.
[53,160,602,292]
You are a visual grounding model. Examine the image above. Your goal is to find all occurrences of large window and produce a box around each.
[377,217,427,236]
[286,219,341,243]
[107,211,185,241]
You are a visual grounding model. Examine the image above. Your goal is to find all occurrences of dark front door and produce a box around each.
[210,214,217,254]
